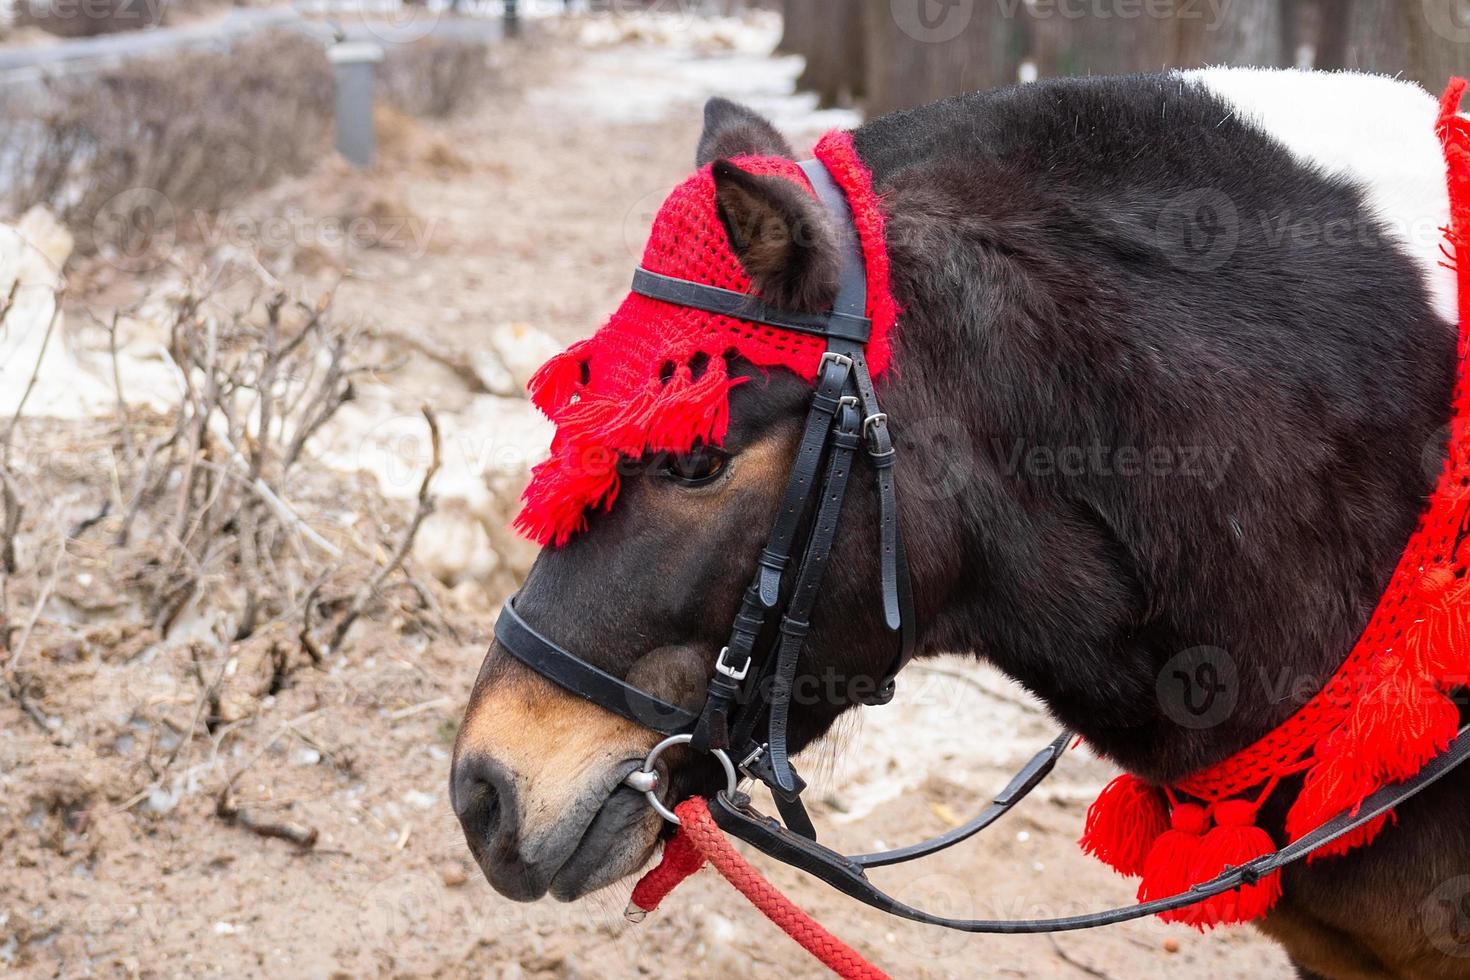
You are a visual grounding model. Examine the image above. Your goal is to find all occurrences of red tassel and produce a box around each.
[1184,800,1282,928]
[1301,812,1394,863]
[514,447,620,546]
[1287,735,1372,833]
[1079,775,1169,877]
[527,343,589,418]
[1405,572,1470,683]
[1348,663,1460,783]
[1137,803,1208,925]
[645,356,746,451]
[1285,727,1397,863]
[1439,78,1467,132]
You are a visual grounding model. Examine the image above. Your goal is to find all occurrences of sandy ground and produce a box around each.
[1,13,1296,979]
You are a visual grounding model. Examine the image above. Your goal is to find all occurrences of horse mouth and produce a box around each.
[455,750,667,903]
[547,781,665,901]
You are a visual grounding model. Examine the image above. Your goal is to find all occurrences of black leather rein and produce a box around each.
[490,156,1470,934]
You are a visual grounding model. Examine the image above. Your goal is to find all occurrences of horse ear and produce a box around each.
[696,97,794,166]
[711,159,839,313]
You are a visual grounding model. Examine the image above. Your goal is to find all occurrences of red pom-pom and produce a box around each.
[1182,800,1282,928]
[1138,803,1208,924]
[1079,775,1169,877]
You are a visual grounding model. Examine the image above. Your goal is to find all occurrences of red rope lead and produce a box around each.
[628,797,891,980]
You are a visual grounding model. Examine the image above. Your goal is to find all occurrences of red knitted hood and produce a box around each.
[515,131,898,546]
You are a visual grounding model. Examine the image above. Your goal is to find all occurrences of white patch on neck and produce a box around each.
[1184,67,1457,325]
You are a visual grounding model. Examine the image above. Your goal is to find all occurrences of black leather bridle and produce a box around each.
[492,157,1470,933]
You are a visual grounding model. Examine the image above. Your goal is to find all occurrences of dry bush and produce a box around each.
[0,271,454,764]
[0,31,333,254]
[0,265,458,852]
[380,37,491,119]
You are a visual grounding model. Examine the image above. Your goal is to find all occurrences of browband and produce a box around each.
[631,267,873,344]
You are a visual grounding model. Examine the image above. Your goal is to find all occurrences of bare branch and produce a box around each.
[1,287,63,462]
[325,405,441,654]
[1,286,63,575]
[215,792,319,850]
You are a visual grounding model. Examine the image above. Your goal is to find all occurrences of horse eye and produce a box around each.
[659,448,728,486]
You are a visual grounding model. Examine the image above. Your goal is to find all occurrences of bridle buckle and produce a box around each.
[715,645,750,681]
[738,742,766,779]
[819,351,854,371]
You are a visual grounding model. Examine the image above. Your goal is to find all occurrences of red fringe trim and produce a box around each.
[528,339,591,420]
[515,353,746,546]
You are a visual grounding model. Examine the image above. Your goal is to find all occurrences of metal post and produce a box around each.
[328,41,384,169]
[504,0,519,38]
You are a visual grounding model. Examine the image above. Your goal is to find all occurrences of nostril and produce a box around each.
[452,754,513,849]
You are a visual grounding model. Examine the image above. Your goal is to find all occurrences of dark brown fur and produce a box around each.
[457,80,1470,977]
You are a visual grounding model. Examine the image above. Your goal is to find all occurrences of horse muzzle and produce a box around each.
[451,747,663,901]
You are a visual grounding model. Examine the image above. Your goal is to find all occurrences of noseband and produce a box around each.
[493,157,1470,934]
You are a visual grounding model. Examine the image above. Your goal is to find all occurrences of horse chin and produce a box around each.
[548,783,664,902]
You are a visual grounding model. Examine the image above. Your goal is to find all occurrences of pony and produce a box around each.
[454,68,1470,978]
